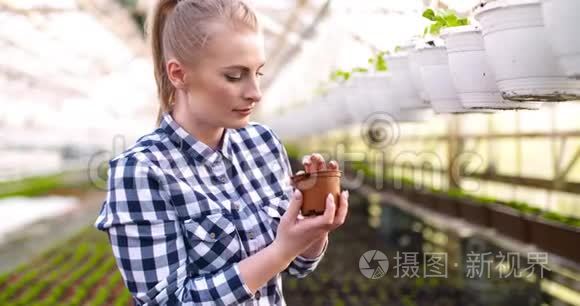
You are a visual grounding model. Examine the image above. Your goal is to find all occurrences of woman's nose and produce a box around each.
[243,79,262,102]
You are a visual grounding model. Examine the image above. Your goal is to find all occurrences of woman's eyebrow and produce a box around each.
[222,63,265,70]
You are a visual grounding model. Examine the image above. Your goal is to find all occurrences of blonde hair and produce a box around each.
[149,0,259,125]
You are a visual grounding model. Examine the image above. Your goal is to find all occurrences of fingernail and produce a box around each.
[294,189,302,199]
[345,190,350,199]
[327,193,333,204]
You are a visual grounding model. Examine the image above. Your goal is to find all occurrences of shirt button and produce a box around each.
[218,176,227,183]
[232,202,239,210]
[248,231,254,240]
[209,232,216,239]
[255,291,261,299]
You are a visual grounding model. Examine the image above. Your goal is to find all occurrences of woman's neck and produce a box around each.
[171,110,224,151]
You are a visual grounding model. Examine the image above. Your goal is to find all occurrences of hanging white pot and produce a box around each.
[474,0,580,102]
[386,53,428,111]
[417,45,491,114]
[441,25,541,110]
[325,85,353,128]
[307,96,326,134]
[342,73,376,123]
[408,48,431,106]
[365,72,400,118]
[397,108,435,122]
[541,0,580,79]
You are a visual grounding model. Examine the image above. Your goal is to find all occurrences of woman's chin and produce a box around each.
[229,117,251,129]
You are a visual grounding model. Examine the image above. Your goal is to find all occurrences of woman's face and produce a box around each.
[171,24,266,130]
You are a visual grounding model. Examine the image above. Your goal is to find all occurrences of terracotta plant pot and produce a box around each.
[291,170,342,216]
[529,217,580,262]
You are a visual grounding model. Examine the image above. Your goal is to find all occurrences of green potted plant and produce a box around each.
[416,9,467,114]
[421,8,469,37]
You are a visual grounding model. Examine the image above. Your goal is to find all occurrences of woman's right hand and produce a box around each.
[271,189,337,263]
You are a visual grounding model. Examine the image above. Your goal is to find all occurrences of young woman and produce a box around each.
[95,0,349,305]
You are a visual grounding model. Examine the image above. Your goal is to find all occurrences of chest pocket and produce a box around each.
[259,195,289,241]
[182,212,242,274]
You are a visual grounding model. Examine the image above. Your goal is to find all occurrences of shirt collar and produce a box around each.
[159,112,233,165]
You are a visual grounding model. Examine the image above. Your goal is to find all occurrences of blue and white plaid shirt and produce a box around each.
[95,112,327,306]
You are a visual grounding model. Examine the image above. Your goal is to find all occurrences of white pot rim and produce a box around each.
[413,37,445,50]
[416,45,446,53]
[385,54,409,60]
[440,25,481,38]
[474,0,540,18]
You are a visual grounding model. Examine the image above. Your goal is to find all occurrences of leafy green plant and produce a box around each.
[114,289,133,306]
[0,173,64,199]
[368,51,389,72]
[422,8,469,36]
[505,201,542,215]
[329,66,369,83]
[329,69,352,82]
[541,211,580,227]
[446,188,466,199]
[473,195,497,204]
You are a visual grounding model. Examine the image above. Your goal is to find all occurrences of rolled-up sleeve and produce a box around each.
[266,126,329,279]
[284,237,328,278]
[95,156,254,305]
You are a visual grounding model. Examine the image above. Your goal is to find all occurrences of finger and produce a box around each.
[302,155,313,172]
[328,160,339,171]
[312,153,326,171]
[322,193,336,224]
[296,193,336,231]
[334,190,349,225]
[283,189,303,224]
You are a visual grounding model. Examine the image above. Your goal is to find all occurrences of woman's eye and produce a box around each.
[257,72,264,78]
[225,74,242,82]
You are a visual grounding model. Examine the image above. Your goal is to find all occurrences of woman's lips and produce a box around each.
[233,107,253,115]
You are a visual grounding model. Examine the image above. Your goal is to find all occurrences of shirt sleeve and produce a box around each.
[94,156,255,305]
[265,125,329,279]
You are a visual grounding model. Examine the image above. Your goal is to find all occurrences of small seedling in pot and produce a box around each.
[422,8,469,36]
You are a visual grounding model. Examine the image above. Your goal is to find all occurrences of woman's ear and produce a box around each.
[166,58,187,89]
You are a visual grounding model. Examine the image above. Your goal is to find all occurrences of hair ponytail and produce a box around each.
[150,0,178,126]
